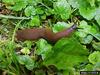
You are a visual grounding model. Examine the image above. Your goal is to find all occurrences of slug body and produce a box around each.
[16,24,77,43]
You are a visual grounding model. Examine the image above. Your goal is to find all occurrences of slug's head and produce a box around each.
[69,23,78,31]
[71,24,77,29]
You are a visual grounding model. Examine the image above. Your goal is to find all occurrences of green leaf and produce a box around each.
[17,55,35,70]
[78,0,96,20]
[68,0,79,8]
[44,37,88,69]
[88,51,100,64]
[87,0,95,7]
[0,42,16,69]
[25,6,36,17]
[75,21,89,38]
[45,8,54,16]
[35,39,52,59]
[53,0,71,20]
[8,0,27,11]
[25,6,36,16]
[0,59,10,68]
[53,22,70,32]
[29,16,40,26]
[62,67,76,75]
[75,20,98,42]
[35,8,44,15]
[79,6,96,20]
[95,7,100,26]
[41,15,46,20]
[80,35,93,44]
[94,62,100,70]
[92,41,100,51]
[3,0,15,4]
[78,21,91,33]
[27,0,42,5]
[84,64,94,71]
[92,33,100,41]
[0,48,4,57]
[23,41,33,49]
[20,47,30,55]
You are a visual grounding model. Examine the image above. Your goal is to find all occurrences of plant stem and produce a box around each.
[11,20,23,42]
[0,14,31,20]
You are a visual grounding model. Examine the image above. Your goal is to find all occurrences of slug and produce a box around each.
[16,24,77,43]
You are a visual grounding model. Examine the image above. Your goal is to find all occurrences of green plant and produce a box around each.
[0,0,100,74]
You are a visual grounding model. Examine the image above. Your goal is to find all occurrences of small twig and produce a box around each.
[38,2,50,9]
[0,14,31,20]
[11,20,23,42]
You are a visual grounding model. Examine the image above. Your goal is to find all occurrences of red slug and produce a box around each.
[16,24,77,43]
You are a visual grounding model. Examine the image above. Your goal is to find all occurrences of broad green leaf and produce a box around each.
[17,55,35,70]
[79,6,96,20]
[94,62,100,70]
[78,0,96,20]
[53,0,71,20]
[76,21,94,36]
[92,33,100,41]
[41,15,46,20]
[88,51,100,64]
[42,0,53,7]
[78,21,91,34]
[75,21,89,38]
[84,64,94,71]
[45,8,54,16]
[92,41,100,51]
[25,6,36,17]
[53,22,70,32]
[68,0,79,8]
[35,8,44,15]
[95,7,100,26]
[44,37,88,69]
[80,35,93,44]
[87,0,95,6]
[75,31,87,38]
[8,0,27,11]
[35,39,52,59]
[29,16,40,26]
[63,68,75,75]
[75,20,98,42]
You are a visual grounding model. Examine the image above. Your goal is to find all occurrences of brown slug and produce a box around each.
[16,24,77,43]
